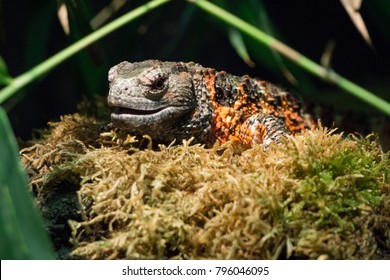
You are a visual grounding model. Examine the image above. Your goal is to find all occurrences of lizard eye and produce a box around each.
[151,77,166,90]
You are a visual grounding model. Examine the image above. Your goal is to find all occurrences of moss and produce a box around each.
[21,109,389,260]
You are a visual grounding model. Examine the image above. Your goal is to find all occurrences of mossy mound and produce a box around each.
[21,112,390,260]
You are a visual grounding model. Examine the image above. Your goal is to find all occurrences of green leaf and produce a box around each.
[0,107,55,259]
[66,0,106,95]
[228,27,254,67]
[0,55,12,86]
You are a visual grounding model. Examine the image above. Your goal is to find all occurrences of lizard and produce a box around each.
[107,60,313,148]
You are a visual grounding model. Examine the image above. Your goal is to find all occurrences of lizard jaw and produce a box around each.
[110,106,184,129]
[112,106,168,116]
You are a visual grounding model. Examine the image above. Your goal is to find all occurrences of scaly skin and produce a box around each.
[107,60,312,148]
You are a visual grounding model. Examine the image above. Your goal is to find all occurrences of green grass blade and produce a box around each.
[228,27,254,67]
[0,0,171,105]
[0,55,12,86]
[0,107,55,259]
[189,0,390,116]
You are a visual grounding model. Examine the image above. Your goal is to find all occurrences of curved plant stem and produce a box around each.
[189,0,390,116]
[0,0,171,105]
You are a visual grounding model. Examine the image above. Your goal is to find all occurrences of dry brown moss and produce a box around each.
[21,112,390,260]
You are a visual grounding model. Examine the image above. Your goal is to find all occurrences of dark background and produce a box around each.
[1,0,389,147]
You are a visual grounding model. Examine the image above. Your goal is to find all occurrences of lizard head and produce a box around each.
[107,60,196,137]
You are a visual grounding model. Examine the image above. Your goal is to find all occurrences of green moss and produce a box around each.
[21,111,389,260]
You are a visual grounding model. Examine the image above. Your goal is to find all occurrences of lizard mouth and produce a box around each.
[110,105,182,128]
[112,106,167,116]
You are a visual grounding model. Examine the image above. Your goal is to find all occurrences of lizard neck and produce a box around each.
[176,67,215,144]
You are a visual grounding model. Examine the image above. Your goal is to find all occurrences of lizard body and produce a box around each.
[108,60,312,148]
